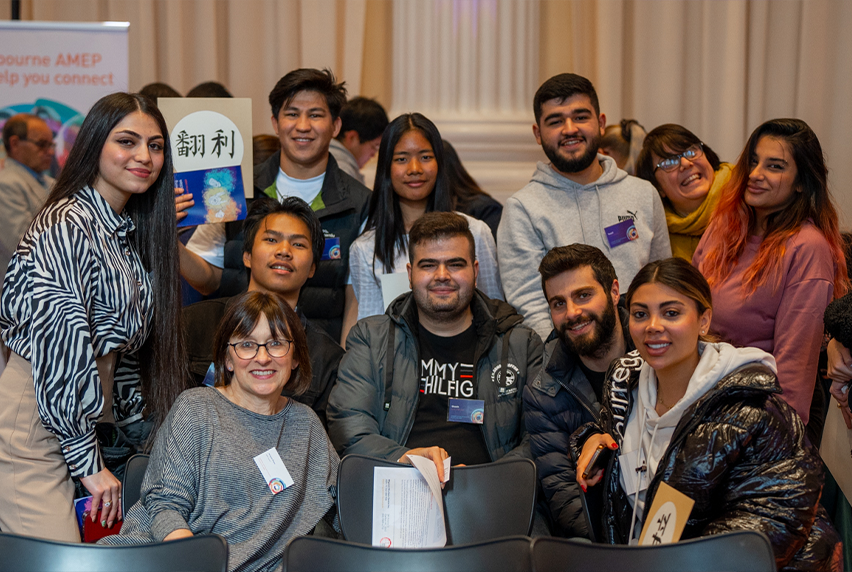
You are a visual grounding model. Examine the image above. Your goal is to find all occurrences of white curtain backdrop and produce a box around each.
[5,0,852,226]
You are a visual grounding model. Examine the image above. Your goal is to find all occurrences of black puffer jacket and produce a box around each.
[523,306,633,538]
[570,351,842,571]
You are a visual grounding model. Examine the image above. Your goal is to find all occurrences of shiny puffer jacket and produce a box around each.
[570,351,842,571]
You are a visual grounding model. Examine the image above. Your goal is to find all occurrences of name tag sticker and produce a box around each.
[605,218,639,248]
[253,448,294,495]
[638,482,695,546]
[321,237,341,261]
[448,398,485,424]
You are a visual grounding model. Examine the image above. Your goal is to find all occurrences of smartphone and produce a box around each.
[581,444,613,480]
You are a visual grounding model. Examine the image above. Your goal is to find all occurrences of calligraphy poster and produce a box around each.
[0,21,129,169]
[159,98,253,227]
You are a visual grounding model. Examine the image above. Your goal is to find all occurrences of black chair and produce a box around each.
[336,454,537,545]
[0,532,228,572]
[283,535,532,572]
[121,453,150,517]
[530,531,776,572]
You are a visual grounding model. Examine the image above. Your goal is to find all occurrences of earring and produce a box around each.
[227,365,233,371]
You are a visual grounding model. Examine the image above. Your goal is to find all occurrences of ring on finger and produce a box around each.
[104,500,113,508]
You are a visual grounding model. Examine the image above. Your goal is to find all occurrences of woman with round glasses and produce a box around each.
[636,124,733,260]
[103,291,339,572]
[694,118,848,427]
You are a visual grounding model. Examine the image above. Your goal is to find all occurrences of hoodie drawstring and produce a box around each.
[627,390,660,544]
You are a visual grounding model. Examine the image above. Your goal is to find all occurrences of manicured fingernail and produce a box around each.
[581,485,587,493]
[101,520,107,527]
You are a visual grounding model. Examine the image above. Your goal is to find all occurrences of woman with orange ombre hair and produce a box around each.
[693,118,848,427]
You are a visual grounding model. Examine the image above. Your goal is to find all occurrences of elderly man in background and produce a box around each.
[0,113,56,285]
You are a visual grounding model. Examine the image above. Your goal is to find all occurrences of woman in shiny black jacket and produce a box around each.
[572,259,841,571]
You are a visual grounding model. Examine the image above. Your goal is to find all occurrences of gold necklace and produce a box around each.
[657,394,674,410]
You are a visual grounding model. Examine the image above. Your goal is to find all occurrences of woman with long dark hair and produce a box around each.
[635,124,732,261]
[343,113,502,336]
[573,258,840,569]
[693,118,848,426]
[0,92,188,540]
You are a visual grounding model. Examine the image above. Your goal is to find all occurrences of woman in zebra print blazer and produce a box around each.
[0,92,188,541]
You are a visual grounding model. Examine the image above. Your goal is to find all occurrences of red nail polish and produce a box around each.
[581,485,587,493]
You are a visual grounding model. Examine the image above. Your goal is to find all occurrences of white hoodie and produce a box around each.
[619,342,777,540]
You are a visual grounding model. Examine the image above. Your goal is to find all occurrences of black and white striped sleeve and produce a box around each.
[28,220,105,477]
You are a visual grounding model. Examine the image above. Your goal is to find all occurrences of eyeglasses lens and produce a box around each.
[658,145,703,172]
[232,341,291,359]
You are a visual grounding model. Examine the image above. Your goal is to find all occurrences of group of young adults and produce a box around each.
[0,66,845,571]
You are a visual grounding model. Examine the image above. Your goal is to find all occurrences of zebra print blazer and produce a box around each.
[0,186,153,478]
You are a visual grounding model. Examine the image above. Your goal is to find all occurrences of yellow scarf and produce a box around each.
[665,163,733,261]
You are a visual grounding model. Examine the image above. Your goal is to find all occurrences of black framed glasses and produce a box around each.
[228,340,292,359]
[21,137,56,151]
[655,143,704,173]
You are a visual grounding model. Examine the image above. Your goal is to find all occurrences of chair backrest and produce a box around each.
[121,453,150,517]
[284,535,532,572]
[530,531,776,572]
[0,533,228,572]
[336,454,536,545]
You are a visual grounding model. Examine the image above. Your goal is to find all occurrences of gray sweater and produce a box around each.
[497,155,671,338]
[101,388,339,572]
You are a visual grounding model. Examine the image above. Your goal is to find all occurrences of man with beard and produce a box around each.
[523,244,633,539]
[497,73,670,339]
[328,212,543,485]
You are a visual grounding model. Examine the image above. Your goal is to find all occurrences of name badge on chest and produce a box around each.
[447,398,485,424]
[253,448,294,495]
[605,218,639,248]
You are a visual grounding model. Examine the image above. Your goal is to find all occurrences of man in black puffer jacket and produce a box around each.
[524,245,633,538]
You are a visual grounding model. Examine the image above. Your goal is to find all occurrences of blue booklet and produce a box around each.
[175,165,247,228]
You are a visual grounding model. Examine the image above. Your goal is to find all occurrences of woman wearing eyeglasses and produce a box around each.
[636,124,733,261]
[102,291,339,572]
[693,119,848,426]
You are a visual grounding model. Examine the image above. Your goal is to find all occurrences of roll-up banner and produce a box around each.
[0,20,129,169]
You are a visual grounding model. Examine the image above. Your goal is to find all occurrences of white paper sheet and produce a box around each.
[380,272,411,311]
[371,456,450,548]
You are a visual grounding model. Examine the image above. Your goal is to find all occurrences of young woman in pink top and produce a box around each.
[693,118,848,426]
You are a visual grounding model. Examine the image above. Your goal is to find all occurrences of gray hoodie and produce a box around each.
[497,155,671,338]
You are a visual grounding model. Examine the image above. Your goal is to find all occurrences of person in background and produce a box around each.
[598,119,646,176]
[102,291,339,572]
[186,81,233,98]
[138,83,182,100]
[693,118,848,427]
[443,139,503,238]
[574,258,841,569]
[329,96,389,184]
[253,134,281,167]
[524,244,633,539]
[0,114,56,288]
[636,124,732,261]
[342,113,502,341]
[0,92,188,541]
[183,197,344,427]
